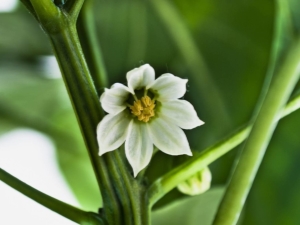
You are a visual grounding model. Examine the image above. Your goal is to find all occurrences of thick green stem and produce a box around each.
[147,88,300,207]
[114,152,149,225]
[0,168,103,225]
[212,38,300,225]
[105,153,132,225]
[48,23,120,224]
[30,0,61,30]
[29,0,120,222]
[24,1,139,224]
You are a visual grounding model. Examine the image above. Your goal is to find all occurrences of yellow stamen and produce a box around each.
[129,96,156,122]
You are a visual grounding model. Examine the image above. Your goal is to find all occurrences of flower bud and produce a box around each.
[177,166,212,196]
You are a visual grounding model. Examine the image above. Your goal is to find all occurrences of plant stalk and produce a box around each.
[48,22,120,224]
[212,38,300,225]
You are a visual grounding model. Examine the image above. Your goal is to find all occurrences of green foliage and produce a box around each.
[1,0,300,224]
[0,63,101,211]
[152,187,224,225]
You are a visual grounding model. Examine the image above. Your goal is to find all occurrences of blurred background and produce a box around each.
[0,0,300,224]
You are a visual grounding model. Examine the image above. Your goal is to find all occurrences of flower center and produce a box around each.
[129,96,156,123]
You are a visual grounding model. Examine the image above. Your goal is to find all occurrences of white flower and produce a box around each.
[97,64,204,177]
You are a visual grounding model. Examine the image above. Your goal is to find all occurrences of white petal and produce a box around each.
[126,64,155,92]
[160,99,204,129]
[100,83,131,115]
[97,111,131,155]
[147,73,188,101]
[147,117,192,156]
[125,121,153,177]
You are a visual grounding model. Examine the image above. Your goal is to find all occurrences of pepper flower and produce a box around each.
[97,64,204,176]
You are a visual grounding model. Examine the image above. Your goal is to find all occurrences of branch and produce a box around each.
[0,168,104,225]
[64,0,85,22]
[77,0,108,91]
[147,89,300,206]
[30,0,61,32]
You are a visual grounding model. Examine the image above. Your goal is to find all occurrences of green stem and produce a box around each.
[147,125,251,207]
[150,0,231,128]
[0,168,103,225]
[212,38,300,225]
[147,88,300,207]
[30,0,61,30]
[281,91,300,117]
[48,23,119,224]
[105,153,131,225]
[64,0,85,21]
[77,0,108,91]
[114,152,149,225]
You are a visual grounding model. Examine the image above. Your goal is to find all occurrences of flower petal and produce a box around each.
[147,73,188,101]
[147,117,192,156]
[160,99,204,129]
[126,64,155,92]
[100,83,131,115]
[125,121,153,177]
[97,111,131,155]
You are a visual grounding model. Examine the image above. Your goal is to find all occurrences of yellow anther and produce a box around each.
[129,96,155,122]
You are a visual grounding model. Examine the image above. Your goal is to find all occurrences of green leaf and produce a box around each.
[152,187,224,225]
[0,64,101,211]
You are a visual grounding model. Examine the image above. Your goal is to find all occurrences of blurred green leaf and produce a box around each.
[0,62,101,211]
[0,10,51,57]
[152,187,224,225]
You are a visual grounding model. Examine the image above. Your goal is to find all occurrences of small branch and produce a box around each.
[147,89,300,207]
[281,91,300,117]
[0,168,104,225]
[64,0,85,22]
[77,0,108,91]
[147,125,251,207]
